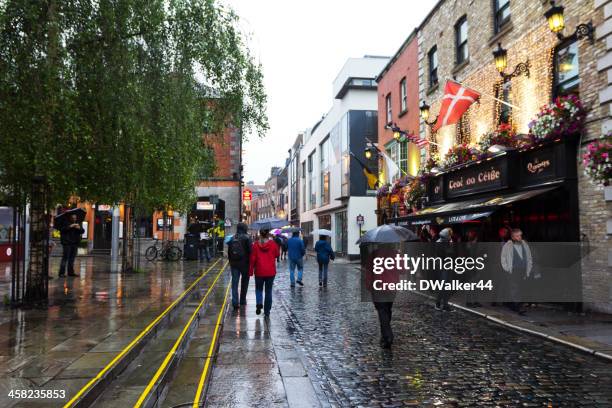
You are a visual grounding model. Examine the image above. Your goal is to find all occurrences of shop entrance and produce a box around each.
[93,205,113,253]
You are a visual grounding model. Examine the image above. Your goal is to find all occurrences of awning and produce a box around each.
[397,186,557,226]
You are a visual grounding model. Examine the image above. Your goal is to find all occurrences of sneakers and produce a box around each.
[319,281,323,287]
[68,273,78,277]
[290,284,295,288]
[297,281,304,286]
[435,302,442,311]
[256,304,263,315]
[323,281,327,287]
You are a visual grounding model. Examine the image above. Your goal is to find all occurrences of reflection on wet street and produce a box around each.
[208,258,612,407]
[0,256,214,408]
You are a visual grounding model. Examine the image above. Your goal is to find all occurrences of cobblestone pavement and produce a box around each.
[265,258,612,407]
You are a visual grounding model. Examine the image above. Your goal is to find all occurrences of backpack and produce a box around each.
[228,236,246,261]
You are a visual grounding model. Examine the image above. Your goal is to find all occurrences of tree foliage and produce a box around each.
[0,0,267,212]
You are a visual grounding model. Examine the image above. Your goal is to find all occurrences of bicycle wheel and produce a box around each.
[145,246,158,262]
[167,246,182,261]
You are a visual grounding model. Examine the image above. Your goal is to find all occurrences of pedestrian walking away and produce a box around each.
[249,229,280,317]
[58,214,84,277]
[227,222,252,310]
[199,229,212,262]
[314,235,335,287]
[273,234,283,263]
[280,235,288,260]
[287,231,306,287]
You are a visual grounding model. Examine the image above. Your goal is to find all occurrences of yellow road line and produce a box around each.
[134,261,229,408]
[63,259,222,408]
[193,278,231,408]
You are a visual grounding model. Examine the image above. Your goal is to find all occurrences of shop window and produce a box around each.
[400,78,407,113]
[385,140,407,181]
[428,46,438,88]
[455,16,469,65]
[554,40,580,98]
[494,0,511,34]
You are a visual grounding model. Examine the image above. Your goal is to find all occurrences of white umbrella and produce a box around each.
[313,229,332,237]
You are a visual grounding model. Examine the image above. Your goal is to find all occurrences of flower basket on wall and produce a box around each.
[528,95,586,143]
[583,135,612,187]
[478,123,523,152]
[442,144,481,169]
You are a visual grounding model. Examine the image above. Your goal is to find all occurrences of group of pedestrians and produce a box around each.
[226,226,336,317]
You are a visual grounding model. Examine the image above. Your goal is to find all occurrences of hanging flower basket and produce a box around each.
[376,184,390,198]
[442,144,481,169]
[583,135,612,187]
[403,179,425,209]
[529,95,586,143]
[478,123,521,152]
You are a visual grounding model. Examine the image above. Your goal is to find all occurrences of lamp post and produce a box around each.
[492,42,530,82]
[544,0,594,44]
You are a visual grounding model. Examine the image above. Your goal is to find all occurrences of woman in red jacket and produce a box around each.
[249,229,280,317]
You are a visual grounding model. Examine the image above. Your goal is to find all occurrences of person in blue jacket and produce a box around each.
[314,235,335,287]
[286,231,306,287]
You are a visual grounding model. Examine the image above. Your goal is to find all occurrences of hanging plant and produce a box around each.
[376,183,390,197]
[583,135,612,187]
[529,95,586,143]
[442,144,481,169]
[404,179,425,209]
[478,123,520,152]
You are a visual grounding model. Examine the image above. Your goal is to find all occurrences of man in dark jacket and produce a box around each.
[227,222,252,309]
[59,214,84,277]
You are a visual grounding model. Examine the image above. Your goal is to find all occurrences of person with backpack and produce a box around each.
[280,235,288,260]
[249,229,280,317]
[287,231,306,287]
[227,223,252,310]
[314,235,335,287]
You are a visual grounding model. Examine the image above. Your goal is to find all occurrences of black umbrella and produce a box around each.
[356,224,418,245]
[54,208,87,230]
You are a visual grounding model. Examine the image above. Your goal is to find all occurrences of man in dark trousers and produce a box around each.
[227,222,252,310]
[59,214,84,277]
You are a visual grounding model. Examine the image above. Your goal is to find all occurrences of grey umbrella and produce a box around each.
[356,224,418,245]
[249,217,289,231]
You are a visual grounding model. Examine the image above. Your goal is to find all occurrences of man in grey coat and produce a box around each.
[501,228,534,315]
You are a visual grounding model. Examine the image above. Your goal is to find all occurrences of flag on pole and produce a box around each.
[405,133,429,149]
[433,80,480,132]
[381,151,400,181]
[349,152,379,189]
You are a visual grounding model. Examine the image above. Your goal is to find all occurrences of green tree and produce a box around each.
[0,0,267,303]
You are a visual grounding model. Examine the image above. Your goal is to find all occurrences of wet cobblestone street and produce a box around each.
[267,258,612,407]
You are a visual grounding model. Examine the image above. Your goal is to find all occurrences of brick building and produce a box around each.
[376,30,422,180]
[378,0,611,312]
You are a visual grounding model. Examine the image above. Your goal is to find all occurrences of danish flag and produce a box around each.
[432,80,480,132]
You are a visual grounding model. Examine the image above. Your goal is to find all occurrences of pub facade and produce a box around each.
[376,0,611,312]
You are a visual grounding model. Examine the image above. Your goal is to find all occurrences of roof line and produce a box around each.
[376,29,418,82]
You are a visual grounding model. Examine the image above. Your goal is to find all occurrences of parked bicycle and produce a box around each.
[145,239,182,262]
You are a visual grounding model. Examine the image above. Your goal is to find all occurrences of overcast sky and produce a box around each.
[222,0,434,184]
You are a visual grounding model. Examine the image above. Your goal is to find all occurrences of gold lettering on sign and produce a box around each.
[527,159,550,174]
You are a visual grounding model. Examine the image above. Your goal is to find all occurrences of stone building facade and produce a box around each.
[413,0,609,312]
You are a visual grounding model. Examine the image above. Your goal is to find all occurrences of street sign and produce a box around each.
[243,190,252,201]
[356,214,364,226]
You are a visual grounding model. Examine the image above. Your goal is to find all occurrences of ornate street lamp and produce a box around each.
[492,43,530,81]
[420,101,437,128]
[544,1,593,44]
[364,146,376,160]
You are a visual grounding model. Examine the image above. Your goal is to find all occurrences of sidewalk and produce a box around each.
[205,285,322,408]
[0,257,222,407]
[453,301,612,361]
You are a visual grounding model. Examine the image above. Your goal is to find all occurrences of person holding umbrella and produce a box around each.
[358,224,418,349]
[287,231,306,287]
[314,232,334,287]
[58,213,84,277]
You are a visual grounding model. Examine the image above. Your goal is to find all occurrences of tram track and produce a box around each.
[62,259,227,408]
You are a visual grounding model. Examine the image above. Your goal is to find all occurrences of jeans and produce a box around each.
[318,261,329,283]
[255,276,275,315]
[230,266,249,306]
[59,244,78,276]
[198,244,211,261]
[374,302,394,343]
[289,258,303,285]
